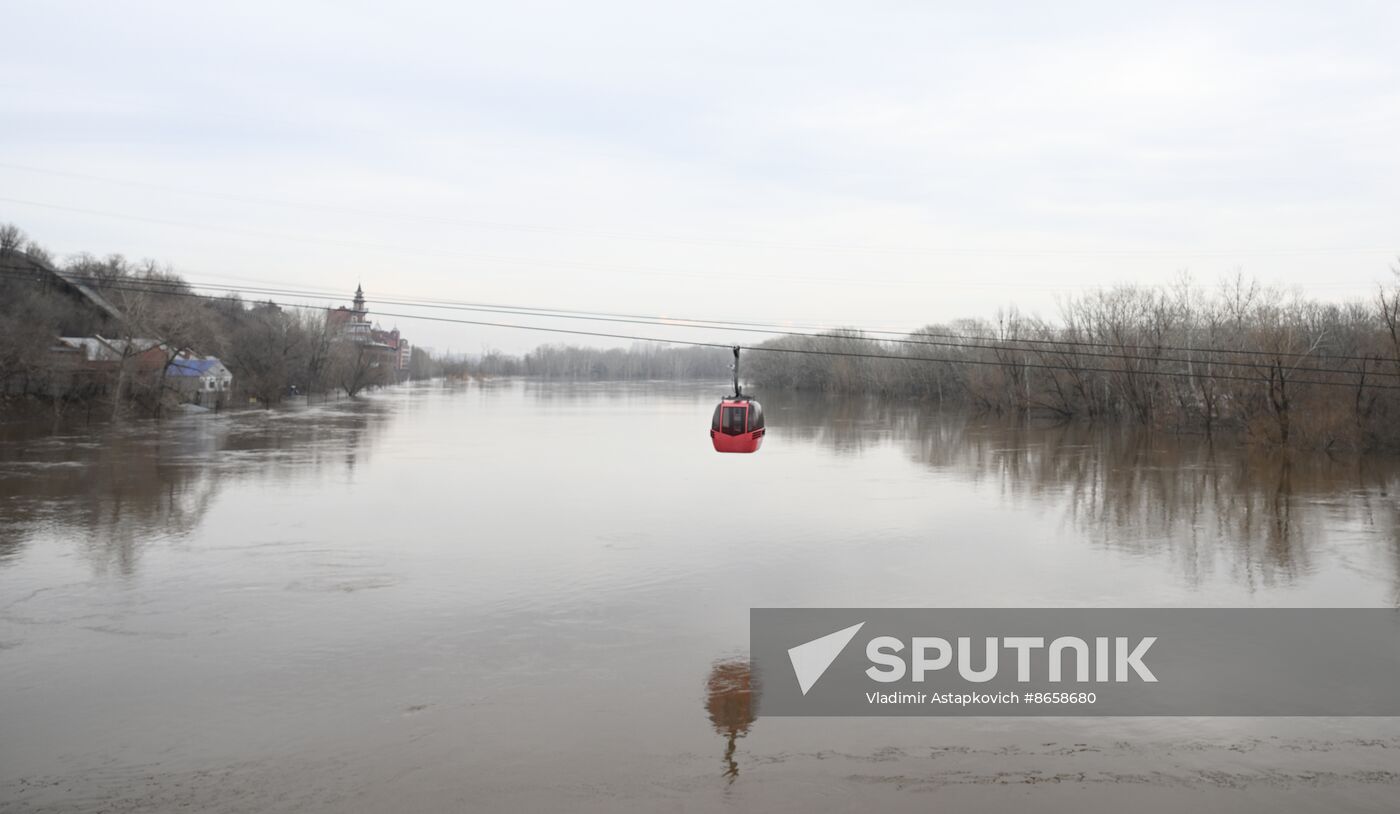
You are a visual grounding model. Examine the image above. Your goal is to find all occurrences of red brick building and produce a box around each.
[328,286,410,377]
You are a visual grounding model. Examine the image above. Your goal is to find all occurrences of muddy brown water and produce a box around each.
[2,380,1398,812]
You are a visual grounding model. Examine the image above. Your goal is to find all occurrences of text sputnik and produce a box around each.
[865,636,1158,683]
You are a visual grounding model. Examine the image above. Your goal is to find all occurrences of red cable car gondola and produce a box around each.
[711,347,764,453]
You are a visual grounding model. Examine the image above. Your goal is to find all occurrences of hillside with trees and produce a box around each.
[0,223,442,419]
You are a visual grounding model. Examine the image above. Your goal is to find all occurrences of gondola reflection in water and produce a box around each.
[705,658,756,782]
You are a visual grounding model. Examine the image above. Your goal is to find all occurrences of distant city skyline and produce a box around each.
[3,1,1397,353]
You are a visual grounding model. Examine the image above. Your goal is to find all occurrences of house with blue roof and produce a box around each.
[166,355,233,404]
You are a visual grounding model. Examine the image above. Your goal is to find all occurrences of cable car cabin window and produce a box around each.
[748,402,764,430]
[721,405,747,435]
[711,404,722,432]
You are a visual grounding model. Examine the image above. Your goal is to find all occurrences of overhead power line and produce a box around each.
[3,263,1399,391]
[6,263,1399,374]
[12,263,1395,363]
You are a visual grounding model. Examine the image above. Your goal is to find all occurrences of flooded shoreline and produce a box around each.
[3,380,1398,812]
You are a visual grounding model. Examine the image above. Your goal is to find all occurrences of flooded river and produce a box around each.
[2,380,1399,812]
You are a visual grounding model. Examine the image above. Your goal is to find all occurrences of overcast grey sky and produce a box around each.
[3,1,1397,353]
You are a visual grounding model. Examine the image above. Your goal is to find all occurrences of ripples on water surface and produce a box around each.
[2,380,1398,812]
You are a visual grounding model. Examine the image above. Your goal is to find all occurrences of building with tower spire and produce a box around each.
[327,285,411,377]
[328,285,372,340]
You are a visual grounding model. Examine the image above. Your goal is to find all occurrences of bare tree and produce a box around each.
[0,223,26,252]
[330,341,387,397]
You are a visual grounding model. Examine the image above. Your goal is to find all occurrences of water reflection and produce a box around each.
[2,383,1398,597]
[4,381,1400,812]
[0,399,389,574]
[760,388,1400,595]
[705,658,756,783]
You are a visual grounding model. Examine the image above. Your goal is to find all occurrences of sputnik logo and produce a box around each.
[787,622,865,695]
